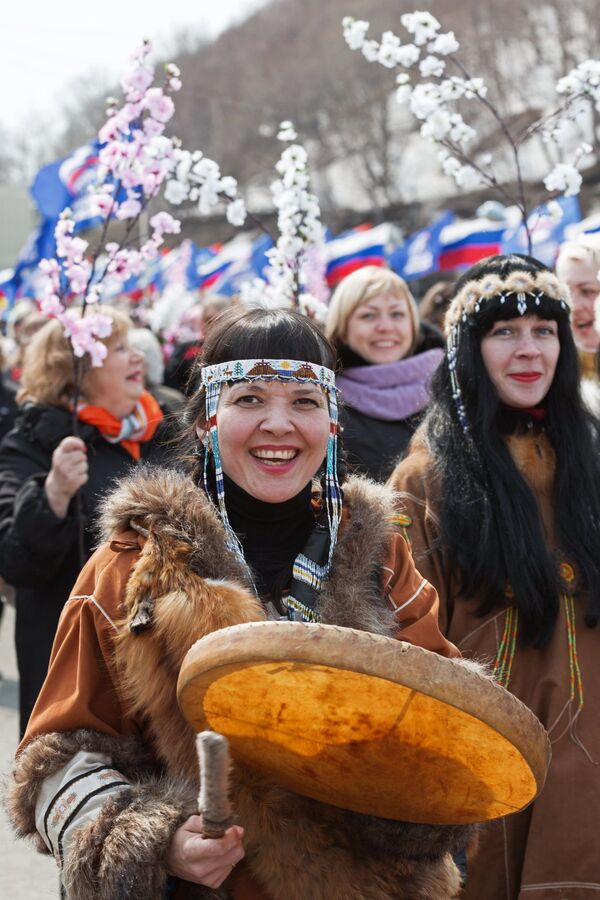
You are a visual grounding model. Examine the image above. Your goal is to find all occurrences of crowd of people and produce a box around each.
[1,231,599,899]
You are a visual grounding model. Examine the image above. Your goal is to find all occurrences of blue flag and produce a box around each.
[250,233,274,277]
[30,140,108,233]
[211,232,275,296]
[187,243,221,290]
[501,196,582,266]
[389,210,454,281]
[0,218,57,304]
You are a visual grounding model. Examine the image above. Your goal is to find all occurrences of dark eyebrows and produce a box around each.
[227,381,324,396]
[227,382,265,393]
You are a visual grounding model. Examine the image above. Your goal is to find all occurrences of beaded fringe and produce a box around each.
[493,598,596,764]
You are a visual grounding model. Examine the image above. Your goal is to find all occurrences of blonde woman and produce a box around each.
[326,266,444,481]
[0,308,168,734]
[556,234,600,415]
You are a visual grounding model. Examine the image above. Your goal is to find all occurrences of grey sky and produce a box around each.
[1,1,266,130]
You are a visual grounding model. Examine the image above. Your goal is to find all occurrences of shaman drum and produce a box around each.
[177,621,550,825]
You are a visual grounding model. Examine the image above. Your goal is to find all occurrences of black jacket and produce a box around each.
[341,406,423,483]
[0,376,17,445]
[0,404,172,734]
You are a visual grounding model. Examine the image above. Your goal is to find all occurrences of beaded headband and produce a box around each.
[200,358,342,574]
[445,270,570,331]
[201,358,337,388]
[444,270,570,433]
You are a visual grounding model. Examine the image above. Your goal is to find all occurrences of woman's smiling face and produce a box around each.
[345,293,414,364]
[480,314,560,408]
[82,332,145,418]
[203,380,331,503]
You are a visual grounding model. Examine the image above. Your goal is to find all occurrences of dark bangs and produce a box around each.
[202,307,336,370]
[470,292,569,337]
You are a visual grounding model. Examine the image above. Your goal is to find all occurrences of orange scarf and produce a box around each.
[76,390,163,460]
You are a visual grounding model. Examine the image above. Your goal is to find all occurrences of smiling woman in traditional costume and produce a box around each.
[390,254,600,899]
[7,307,483,900]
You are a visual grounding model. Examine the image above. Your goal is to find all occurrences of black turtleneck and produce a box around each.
[223,474,315,602]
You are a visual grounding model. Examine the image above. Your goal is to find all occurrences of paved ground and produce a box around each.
[0,603,58,899]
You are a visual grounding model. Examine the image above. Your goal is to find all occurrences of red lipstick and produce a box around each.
[508,372,542,382]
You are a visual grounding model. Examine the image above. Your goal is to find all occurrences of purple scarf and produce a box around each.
[336,349,444,421]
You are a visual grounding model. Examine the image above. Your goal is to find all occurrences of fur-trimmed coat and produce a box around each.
[7,467,473,900]
[390,429,600,900]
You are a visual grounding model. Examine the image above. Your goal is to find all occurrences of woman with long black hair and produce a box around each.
[390,253,600,899]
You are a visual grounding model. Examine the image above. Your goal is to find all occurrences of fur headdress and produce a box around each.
[443,260,570,432]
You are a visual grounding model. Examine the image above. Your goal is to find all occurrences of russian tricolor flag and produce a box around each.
[325,223,393,287]
[438,218,505,271]
[197,234,254,290]
[565,210,600,239]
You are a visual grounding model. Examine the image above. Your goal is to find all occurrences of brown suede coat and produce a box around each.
[8,467,473,900]
[390,429,600,900]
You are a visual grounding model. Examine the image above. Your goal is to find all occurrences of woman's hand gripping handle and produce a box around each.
[166,731,244,888]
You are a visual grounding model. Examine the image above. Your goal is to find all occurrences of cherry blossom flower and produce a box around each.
[428,31,459,55]
[164,148,247,223]
[400,11,441,46]
[116,193,143,220]
[419,55,445,78]
[361,40,380,63]
[219,176,238,198]
[144,88,175,123]
[396,43,420,68]
[556,60,600,108]
[121,66,154,101]
[277,121,298,141]
[39,294,65,318]
[164,179,188,205]
[342,17,370,50]
[377,31,403,68]
[546,200,564,223]
[149,211,181,240]
[421,108,452,140]
[166,63,181,78]
[226,199,247,227]
[61,311,112,366]
[543,163,583,196]
[90,190,116,219]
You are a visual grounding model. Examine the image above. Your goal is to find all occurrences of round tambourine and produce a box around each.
[177,621,550,825]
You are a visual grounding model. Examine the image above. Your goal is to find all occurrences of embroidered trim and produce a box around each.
[390,578,428,614]
[493,606,519,689]
[285,595,320,622]
[521,882,600,891]
[70,594,118,631]
[43,764,129,858]
[292,554,328,592]
[389,512,412,546]
[57,781,129,868]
